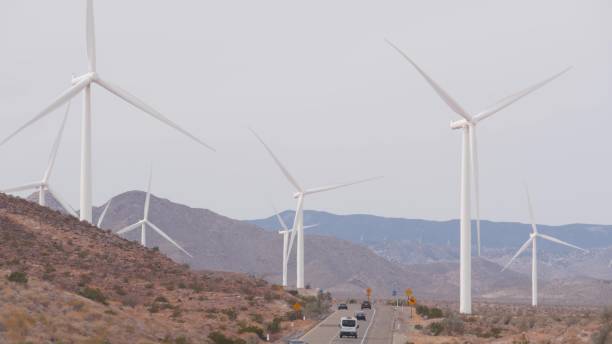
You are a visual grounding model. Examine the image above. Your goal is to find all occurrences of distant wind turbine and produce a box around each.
[502,185,588,307]
[386,39,571,314]
[116,167,192,258]
[0,0,213,223]
[273,208,317,287]
[1,100,76,217]
[251,128,381,288]
[96,198,113,228]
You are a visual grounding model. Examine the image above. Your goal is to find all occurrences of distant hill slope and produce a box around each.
[250,210,612,251]
[0,193,295,343]
[17,191,612,305]
[91,191,418,297]
[250,210,612,281]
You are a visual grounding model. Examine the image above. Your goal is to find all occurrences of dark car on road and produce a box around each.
[337,303,348,310]
[355,311,366,321]
[361,301,372,309]
[288,340,308,344]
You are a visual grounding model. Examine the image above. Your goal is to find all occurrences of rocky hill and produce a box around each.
[0,193,301,343]
[20,191,612,305]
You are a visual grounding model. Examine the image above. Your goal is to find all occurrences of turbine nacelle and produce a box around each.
[450,119,471,130]
[71,72,96,85]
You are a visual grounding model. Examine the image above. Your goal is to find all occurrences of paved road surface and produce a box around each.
[300,304,395,344]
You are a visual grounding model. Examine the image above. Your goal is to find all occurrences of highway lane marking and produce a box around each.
[300,309,338,340]
[327,308,376,344]
[359,307,377,344]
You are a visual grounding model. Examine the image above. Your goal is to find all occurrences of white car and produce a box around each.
[339,316,359,338]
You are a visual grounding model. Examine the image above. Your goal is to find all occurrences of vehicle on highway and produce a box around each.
[287,340,308,344]
[355,311,366,321]
[361,301,372,309]
[337,303,348,310]
[339,316,359,338]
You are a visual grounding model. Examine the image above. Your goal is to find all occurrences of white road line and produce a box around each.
[300,309,337,340]
[359,307,377,344]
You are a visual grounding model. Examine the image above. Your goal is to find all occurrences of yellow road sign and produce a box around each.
[405,288,413,297]
[293,303,302,312]
[408,296,416,305]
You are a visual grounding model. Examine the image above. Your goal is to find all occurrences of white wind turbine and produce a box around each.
[387,40,570,314]
[251,128,381,288]
[1,101,76,217]
[273,208,317,287]
[502,185,588,306]
[0,0,213,223]
[116,167,192,258]
[96,198,113,228]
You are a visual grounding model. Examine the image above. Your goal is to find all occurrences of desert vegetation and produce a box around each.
[0,193,306,343]
[401,301,612,343]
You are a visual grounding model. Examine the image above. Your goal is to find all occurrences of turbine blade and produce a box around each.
[43,100,72,182]
[285,197,304,265]
[275,212,289,231]
[303,176,382,196]
[473,67,572,123]
[144,165,153,220]
[116,221,142,235]
[0,78,90,147]
[95,78,215,151]
[537,233,588,252]
[303,224,319,229]
[385,39,472,121]
[147,221,193,258]
[470,126,481,256]
[1,182,41,193]
[47,186,78,217]
[524,183,538,234]
[97,198,112,228]
[249,128,302,192]
[502,237,534,272]
[86,0,96,72]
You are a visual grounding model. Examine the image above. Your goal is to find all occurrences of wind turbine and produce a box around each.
[96,198,113,228]
[116,167,192,258]
[502,185,587,306]
[251,128,381,288]
[273,208,317,287]
[0,0,213,223]
[1,100,76,217]
[386,39,570,314]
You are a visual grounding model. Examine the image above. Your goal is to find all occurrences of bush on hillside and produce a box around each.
[78,287,108,305]
[7,271,28,284]
[238,325,265,339]
[208,331,246,344]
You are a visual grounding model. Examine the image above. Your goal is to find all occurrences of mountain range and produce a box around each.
[23,191,612,304]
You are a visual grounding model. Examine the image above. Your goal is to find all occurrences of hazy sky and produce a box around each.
[0,1,610,225]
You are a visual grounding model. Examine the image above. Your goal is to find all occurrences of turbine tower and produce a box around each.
[1,100,76,216]
[502,185,587,306]
[251,128,380,288]
[0,0,213,223]
[386,39,570,314]
[273,208,317,287]
[116,167,192,258]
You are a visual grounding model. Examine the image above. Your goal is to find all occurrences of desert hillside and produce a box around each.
[0,193,309,343]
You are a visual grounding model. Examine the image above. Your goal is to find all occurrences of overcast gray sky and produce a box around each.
[0,0,610,225]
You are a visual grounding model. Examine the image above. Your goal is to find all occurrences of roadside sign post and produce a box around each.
[293,303,302,321]
[366,287,372,303]
[404,288,413,314]
[408,296,417,318]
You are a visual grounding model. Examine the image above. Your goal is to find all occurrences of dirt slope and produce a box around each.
[0,193,299,343]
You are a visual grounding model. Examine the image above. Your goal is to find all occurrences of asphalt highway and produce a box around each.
[300,304,395,344]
